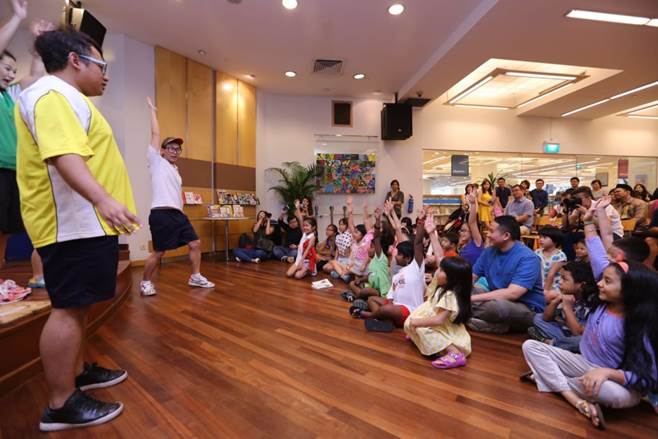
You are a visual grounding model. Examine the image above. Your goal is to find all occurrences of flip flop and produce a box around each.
[576,400,607,430]
[349,299,369,318]
[431,352,467,369]
[364,318,394,332]
[519,370,535,383]
[340,291,356,302]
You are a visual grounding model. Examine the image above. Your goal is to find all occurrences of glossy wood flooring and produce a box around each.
[1,258,657,438]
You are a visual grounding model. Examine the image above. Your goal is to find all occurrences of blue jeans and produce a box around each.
[272,245,297,260]
[233,248,268,262]
[532,313,582,352]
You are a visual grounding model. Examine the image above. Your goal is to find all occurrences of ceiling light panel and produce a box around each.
[566,9,650,25]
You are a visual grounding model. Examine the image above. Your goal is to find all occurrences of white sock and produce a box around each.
[191,273,202,280]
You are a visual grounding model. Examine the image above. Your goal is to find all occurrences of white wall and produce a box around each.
[9,31,155,261]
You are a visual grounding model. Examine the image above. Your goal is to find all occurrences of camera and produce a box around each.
[265,212,272,218]
[562,197,580,212]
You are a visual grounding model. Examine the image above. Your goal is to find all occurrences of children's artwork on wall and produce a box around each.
[316,153,376,194]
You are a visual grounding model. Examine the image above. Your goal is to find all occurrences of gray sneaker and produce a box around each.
[188,274,215,288]
[467,318,510,334]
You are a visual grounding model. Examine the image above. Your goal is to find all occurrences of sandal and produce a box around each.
[576,400,606,430]
[431,352,467,369]
[519,370,535,383]
[340,291,356,302]
[349,299,369,318]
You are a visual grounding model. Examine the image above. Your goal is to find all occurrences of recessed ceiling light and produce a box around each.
[566,9,650,26]
[561,98,610,117]
[628,115,658,120]
[373,90,383,95]
[505,71,576,81]
[245,74,256,80]
[284,71,297,78]
[609,80,658,100]
[197,49,206,55]
[388,3,404,16]
[335,134,342,137]
[282,0,298,10]
[447,75,493,104]
[353,73,365,80]
[648,19,658,27]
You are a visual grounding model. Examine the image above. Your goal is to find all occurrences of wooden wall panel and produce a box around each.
[237,80,256,168]
[186,60,213,162]
[216,72,238,165]
[155,47,186,145]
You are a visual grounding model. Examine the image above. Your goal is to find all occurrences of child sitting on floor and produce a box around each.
[323,218,352,277]
[440,232,459,258]
[405,255,473,369]
[535,226,567,290]
[316,224,337,273]
[343,208,391,302]
[522,262,658,430]
[528,261,599,352]
[341,196,373,283]
[351,208,426,332]
[574,238,590,263]
[286,200,318,279]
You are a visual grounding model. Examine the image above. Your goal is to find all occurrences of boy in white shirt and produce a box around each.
[140,98,214,295]
[351,210,426,332]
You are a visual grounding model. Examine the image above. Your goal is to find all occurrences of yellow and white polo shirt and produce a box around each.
[15,75,136,248]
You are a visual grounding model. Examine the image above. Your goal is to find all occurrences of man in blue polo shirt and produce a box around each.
[470,215,544,334]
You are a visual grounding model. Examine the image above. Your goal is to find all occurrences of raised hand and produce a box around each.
[374,207,382,221]
[424,215,436,235]
[417,206,427,221]
[466,193,477,205]
[294,199,301,210]
[30,19,55,37]
[11,0,27,20]
[596,196,612,210]
[146,96,157,111]
[346,195,353,207]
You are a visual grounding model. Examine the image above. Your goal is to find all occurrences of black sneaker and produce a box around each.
[75,362,128,391]
[39,389,123,431]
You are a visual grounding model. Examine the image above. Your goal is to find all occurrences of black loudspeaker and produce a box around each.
[381,103,412,140]
[69,8,107,48]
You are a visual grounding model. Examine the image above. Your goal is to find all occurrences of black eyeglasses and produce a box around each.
[164,146,182,153]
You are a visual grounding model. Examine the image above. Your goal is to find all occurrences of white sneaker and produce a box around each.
[188,274,215,288]
[252,258,260,263]
[140,281,157,296]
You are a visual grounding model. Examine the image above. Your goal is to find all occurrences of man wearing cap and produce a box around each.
[612,183,648,228]
[140,98,214,296]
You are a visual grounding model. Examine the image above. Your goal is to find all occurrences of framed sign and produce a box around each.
[451,155,469,177]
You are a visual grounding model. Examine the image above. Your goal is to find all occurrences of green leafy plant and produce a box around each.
[487,171,505,187]
[267,161,321,213]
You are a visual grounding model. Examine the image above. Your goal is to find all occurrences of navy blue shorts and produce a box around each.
[149,208,199,252]
[0,169,24,234]
[37,236,118,309]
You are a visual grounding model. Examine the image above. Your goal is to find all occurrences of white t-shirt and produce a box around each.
[147,147,183,210]
[595,205,623,238]
[387,258,425,312]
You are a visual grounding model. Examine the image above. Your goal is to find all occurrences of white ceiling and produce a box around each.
[13,0,658,119]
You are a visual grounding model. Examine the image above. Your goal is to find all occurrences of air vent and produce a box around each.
[313,59,343,75]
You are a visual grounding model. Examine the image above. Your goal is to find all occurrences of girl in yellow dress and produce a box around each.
[404,256,473,369]
[477,179,494,226]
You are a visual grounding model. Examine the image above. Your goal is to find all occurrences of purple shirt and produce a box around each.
[580,305,656,388]
[459,239,484,267]
[585,236,609,281]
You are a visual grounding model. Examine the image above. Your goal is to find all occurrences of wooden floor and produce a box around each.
[1,258,657,438]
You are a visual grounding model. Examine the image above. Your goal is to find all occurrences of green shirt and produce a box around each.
[368,252,392,297]
[0,85,19,170]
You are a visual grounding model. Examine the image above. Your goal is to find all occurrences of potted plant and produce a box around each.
[267,161,321,214]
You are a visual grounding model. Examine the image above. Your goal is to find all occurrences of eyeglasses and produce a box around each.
[79,54,108,75]
[164,146,182,153]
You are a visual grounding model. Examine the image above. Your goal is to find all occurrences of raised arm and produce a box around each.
[0,0,26,55]
[414,208,426,266]
[466,193,483,247]
[18,20,53,89]
[293,199,304,225]
[424,214,444,263]
[252,216,263,234]
[595,198,614,250]
[372,208,383,257]
[147,97,160,151]
[386,199,404,243]
[346,196,356,235]
[363,201,374,230]
[265,217,274,235]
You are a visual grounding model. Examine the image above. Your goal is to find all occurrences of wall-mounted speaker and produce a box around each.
[381,103,412,140]
[65,7,107,48]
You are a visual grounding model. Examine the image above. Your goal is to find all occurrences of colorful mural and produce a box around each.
[316,153,376,193]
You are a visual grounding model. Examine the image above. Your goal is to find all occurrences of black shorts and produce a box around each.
[149,208,199,252]
[0,168,24,234]
[37,236,119,309]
